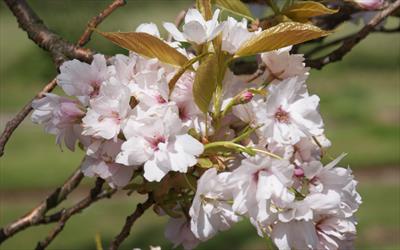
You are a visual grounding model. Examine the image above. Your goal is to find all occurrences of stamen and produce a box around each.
[275,106,290,123]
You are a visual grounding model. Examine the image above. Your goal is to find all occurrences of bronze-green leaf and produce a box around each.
[197,0,213,20]
[235,22,330,57]
[98,31,189,67]
[193,54,218,113]
[283,1,338,23]
[214,0,255,21]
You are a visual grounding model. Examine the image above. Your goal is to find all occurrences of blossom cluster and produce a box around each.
[31,7,361,250]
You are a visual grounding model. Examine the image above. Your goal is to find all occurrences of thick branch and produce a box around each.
[0,165,84,243]
[109,195,154,250]
[306,0,400,69]
[35,178,112,250]
[0,0,125,157]
[4,0,94,65]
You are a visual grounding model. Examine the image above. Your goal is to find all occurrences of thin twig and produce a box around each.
[108,195,154,250]
[305,33,354,58]
[0,78,57,157]
[35,178,109,250]
[246,63,266,83]
[77,0,126,46]
[0,0,125,157]
[306,0,400,69]
[0,164,84,243]
[39,188,116,225]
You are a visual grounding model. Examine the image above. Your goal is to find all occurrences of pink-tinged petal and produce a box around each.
[143,158,169,182]
[175,134,204,156]
[116,137,152,166]
[163,22,186,42]
[183,21,207,44]
[136,22,160,38]
[184,8,205,24]
[108,163,135,187]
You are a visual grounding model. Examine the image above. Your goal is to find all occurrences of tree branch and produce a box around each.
[109,195,154,250]
[0,0,125,157]
[77,0,126,46]
[4,0,94,66]
[0,78,57,157]
[35,178,115,250]
[306,0,400,69]
[0,164,84,243]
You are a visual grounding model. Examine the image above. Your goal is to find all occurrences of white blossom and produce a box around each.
[303,155,362,217]
[136,22,161,37]
[257,77,324,145]
[163,9,223,45]
[165,217,200,250]
[82,78,131,140]
[31,93,85,151]
[261,46,309,83]
[190,168,240,241]
[228,155,295,224]
[81,139,135,188]
[116,105,203,182]
[221,17,255,54]
[57,54,110,105]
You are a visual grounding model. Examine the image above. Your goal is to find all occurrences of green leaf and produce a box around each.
[193,54,218,113]
[97,31,189,67]
[168,52,210,94]
[214,0,255,21]
[283,1,338,23]
[235,22,330,57]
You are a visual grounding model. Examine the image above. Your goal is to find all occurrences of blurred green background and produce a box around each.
[0,1,399,249]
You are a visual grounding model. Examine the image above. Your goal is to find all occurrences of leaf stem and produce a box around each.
[252,148,283,160]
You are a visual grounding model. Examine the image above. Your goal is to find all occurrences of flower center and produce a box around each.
[148,135,166,151]
[275,106,290,123]
[155,94,167,104]
[90,81,101,98]
[178,106,189,121]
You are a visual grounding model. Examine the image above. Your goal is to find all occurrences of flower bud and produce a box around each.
[353,0,384,10]
[236,91,254,104]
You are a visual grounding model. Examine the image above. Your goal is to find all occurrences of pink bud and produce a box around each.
[294,167,304,178]
[354,0,384,10]
[155,94,167,104]
[238,91,254,104]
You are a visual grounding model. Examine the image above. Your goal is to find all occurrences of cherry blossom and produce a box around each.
[261,46,309,83]
[82,78,131,140]
[163,9,223,45]
[116,105,203,182]
[31,93,85,151]
[165,217,200,250]
[81,139,135,187]
[257,77,324,145]
[189,168,240,241]
[221,17,256,54]
[57,54,110,105]
[228,155,295,224]
[30,8,363,248]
